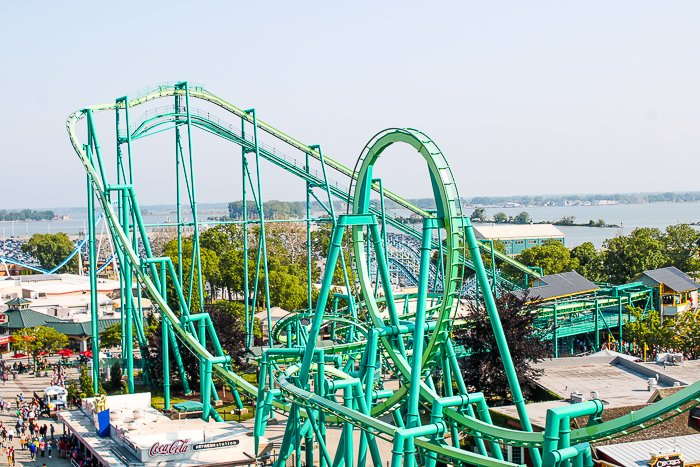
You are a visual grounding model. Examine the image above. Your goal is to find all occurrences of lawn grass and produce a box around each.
[134,381,257,423]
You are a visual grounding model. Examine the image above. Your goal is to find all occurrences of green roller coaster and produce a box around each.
[67,82,700,467]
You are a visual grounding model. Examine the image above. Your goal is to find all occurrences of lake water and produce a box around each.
[475,203,700,249]
[3,203,700,249]
[384,203,700,249]
[0,213,216,240]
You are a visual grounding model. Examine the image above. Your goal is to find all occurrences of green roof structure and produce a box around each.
[4,297,31,306]
[0,308,119,338]
[4,297,32,311]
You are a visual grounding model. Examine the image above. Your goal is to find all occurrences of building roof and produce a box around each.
[634,267,699,293]
[50,319,120,338]
[514,271,599,302]
[254,306,290,323]
[20,274,62,282]
[472,224,565,240]
[596,433,700,467]
[0,308,119,337]
[647,386,685,404]
[15,274,121,298]
[4,297,31,306]
[1,308,64,328]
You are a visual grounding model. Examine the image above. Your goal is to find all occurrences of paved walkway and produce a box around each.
[0,354,77,467]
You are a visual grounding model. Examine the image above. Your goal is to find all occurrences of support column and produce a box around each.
[618,296,623,351]
[247,109,273,347]
[162,317,170,410]
[594,299,600,351]
[405,217,435,467]
[306,152,313,314]
[554,304,558,359]
[87,171,99,394]
[241,117,251,347]
[463,222,542,466]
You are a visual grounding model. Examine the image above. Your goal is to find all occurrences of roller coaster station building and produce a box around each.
[58,392,270,467]
[472,224,566,255]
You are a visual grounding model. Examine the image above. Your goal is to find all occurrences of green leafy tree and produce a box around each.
[144,301,256,386]
[481,240,507,271]
[471,208,486,222]
[228,200,305,219]
[556,215,576,226]
[21,232,79,273]
[663,224,700,275]
[513,211,531,224]
[310,221,351,286]
[99,323,121,349]
[571,242,605,282]
[99,323,138,349]
[67,379,79,401]
[626,307,674,358]
[515,240,579,276]
[603,228,666,284]
[110,361,122,391]
[493,212,508,223]
[162,237,219,314]
[453,293,548,404]
[670,308,700,359]
[12,326,68,371]
[79,366,95,398]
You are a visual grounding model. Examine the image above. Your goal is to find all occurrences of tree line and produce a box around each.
[150,220,349,315]
[0,209,55,221]
[228,200,306,220]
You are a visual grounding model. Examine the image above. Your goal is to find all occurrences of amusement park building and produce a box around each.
[472,224,565,255]
[0,297,120,351]
[631,266,699,322]
[58,392,269,467]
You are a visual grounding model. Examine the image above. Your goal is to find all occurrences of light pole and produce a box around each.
[11,221,14,238]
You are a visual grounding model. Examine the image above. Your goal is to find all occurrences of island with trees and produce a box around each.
[0,209,55,221]
[470,208,618,228]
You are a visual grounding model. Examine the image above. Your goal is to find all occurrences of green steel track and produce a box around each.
[99,84,536,288]
[67,83,700,467]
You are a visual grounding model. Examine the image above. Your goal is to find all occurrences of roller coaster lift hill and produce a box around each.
[67,82,700,467]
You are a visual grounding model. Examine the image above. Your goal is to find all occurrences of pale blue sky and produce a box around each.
[2,1,700,208]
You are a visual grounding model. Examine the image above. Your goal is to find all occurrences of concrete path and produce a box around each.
[0,354,76,467]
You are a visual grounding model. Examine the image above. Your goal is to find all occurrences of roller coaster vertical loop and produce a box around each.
[66,83,700,467]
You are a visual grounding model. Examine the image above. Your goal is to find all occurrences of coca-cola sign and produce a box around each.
[148,439,191,457]
[650,453,683,467]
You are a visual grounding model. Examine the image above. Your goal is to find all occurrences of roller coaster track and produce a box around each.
[67,83,700,467]
[0,213,114,275]
[111,87,536,288]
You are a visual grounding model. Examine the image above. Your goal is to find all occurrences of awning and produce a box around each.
[172,401,203,412]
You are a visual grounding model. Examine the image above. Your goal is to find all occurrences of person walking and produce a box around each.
[50,423,54,439]
[47,438,52,458]
[29,440,36,460]
[40,438,45,457]
[7,446,13,467]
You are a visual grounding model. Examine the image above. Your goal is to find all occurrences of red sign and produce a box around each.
[0,315,8,325]
[0,336,11,345]
[149,439,190,457]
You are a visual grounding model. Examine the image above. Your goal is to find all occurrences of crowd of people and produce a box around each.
[49,363,68,388]
[0,361,24,382]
